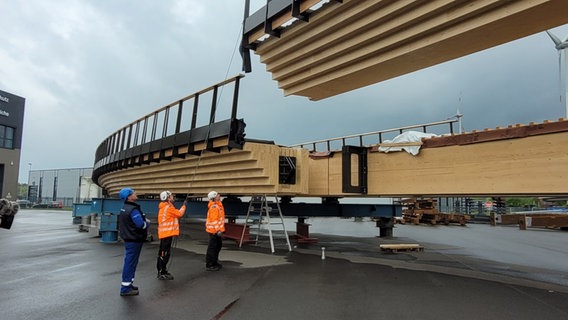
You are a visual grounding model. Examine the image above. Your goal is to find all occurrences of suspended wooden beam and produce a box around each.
[244,0,568,100]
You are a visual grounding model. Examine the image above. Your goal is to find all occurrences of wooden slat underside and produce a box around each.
[98,143,310,197]
[252,0,568,100]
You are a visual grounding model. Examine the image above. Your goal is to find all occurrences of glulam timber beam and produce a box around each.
[99,119,568,198]
[245,0,568,100]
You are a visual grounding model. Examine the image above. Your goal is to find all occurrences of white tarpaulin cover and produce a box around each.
[378,131,438,155]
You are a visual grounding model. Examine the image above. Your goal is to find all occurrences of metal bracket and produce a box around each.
[341,145,367,194]
[264,1,281,38]
[279,156,297,184]
[291,0,309,22]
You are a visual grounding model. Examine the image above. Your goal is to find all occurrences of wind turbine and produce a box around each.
[546,30,568,118]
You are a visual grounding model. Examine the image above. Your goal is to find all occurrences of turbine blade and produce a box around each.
[546,30,562,46]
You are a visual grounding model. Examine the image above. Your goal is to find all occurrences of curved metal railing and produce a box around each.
[93,75,246,185]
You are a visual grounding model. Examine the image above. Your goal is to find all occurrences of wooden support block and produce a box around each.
[223,223,255,246]
[380,243,424,253]
[520,215,568,230]
[501,214,525,225]
[293,222,318,243]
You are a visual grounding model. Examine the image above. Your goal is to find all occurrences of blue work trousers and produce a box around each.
[121,241,143,291]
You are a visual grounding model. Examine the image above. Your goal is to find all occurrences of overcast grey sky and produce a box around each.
[1,1,567,183]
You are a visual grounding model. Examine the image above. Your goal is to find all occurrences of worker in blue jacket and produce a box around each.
[118,188,149,296]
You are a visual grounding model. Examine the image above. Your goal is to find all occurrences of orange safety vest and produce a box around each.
[205,200,225,234]
[157,201,186,239]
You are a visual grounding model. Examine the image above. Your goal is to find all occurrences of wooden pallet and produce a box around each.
[380,243,424,253]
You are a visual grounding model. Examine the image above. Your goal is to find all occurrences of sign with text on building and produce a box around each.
[0,89,25,149]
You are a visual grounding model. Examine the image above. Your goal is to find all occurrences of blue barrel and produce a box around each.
[100,213,118,243]
[101,230,118,243]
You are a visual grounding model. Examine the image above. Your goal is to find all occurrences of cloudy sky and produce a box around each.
[1,1,567,183]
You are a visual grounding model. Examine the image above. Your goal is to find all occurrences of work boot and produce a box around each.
[120,288,139,296]
[206,265,220,271]
[157,272,174,280]
[130,284,138,290]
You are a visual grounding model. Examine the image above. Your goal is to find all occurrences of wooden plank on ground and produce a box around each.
[380,243,424,253]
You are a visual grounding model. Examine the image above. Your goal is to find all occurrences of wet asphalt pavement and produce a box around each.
[1,210,568,320]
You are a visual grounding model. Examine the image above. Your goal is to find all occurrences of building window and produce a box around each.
[0,125,14,149]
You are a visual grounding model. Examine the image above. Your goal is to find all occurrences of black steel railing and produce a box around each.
[93,75,246,184]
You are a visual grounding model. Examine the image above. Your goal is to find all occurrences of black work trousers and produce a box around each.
[205,233,223,267]
[157,236,173,274]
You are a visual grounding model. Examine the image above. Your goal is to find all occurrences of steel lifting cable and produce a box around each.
[169,4,249,274]
[168,19,245,268]
[183,20,244,199]
[186,21,244,206]
[167,236,178,271]
[166,100,213,273]
[158,17,244,275]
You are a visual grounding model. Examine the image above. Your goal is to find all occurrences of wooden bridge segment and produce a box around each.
[243,0,568,100]
[96,118,568,198]
[307,119,568,197]
[97,141,310,197]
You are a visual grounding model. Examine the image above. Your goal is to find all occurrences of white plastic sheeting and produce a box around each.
[377,131,438,155]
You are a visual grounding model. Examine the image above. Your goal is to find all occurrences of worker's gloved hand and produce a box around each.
[182,200,188,207]
[216,231,223,237]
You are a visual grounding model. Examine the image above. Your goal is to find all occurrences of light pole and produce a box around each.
[27,163,33,203]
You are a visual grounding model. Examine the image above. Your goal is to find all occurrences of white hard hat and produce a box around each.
[160,191,172,201]
[207,191,218,200]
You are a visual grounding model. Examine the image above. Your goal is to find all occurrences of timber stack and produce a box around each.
[497,212,568,231]
[400,198,469,226]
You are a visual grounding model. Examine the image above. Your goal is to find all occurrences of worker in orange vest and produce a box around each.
[156,191,187,280]
[205,191,225,271]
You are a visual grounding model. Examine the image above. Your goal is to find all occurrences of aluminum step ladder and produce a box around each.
[240,194,292,253]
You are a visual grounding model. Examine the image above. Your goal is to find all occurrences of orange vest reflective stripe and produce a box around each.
[157,202,186,239]
[205,200,225,234]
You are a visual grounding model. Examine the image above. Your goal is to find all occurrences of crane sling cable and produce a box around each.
[166,22,244,271]
[162,118,212,272]
[183,19,244,200]
[164,100,218,272]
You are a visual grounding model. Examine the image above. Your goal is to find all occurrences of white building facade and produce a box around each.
[28,167,102,207]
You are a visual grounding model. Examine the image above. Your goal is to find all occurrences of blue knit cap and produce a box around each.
[119,188,134,200]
